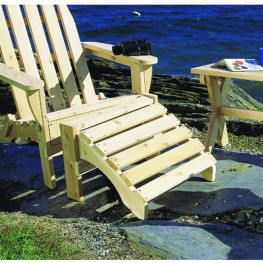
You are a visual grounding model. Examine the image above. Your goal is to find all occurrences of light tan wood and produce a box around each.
[1,5,217,220]
[205,75,229,150]
[200,159,216,182]
[192,64,263,152]
[57,6,97,104]
[47,95,137,122]
[6,6,39,78]
[108,126,192,170]
[0,115,38,143]
[0,62,44,92]
[216,78,230,147]
[48,96,145,141]
[74,113,216,219]
[78,135,148,220]
[82,42,158,66]
[38,140,57,189]
[143,66,153,93]
[0,7,33,119]
[0,4,161,192]
[83,104,167,142]
[82,42,157,95]
[206,76,223,112]
[95,114,180,156]
[204,113,219,152]
[60,123,84,201]
[41,6,82,108]
[138,152,216,202]
[130,64,152,94]
[123,138,205,186]
[67,95,154,132]
[24,5,66,111]
[220,107,263,121]
[191,63,263,81]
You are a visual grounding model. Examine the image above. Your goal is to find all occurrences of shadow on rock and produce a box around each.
[213,149,263,168]
[150,188,263,216]
[0,143,124,221]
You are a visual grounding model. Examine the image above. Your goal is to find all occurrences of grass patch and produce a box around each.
[191,127,263,155]
[0,212,92,260]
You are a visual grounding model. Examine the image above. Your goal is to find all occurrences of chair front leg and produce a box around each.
[130,64,153,94]
[38,137,57,189]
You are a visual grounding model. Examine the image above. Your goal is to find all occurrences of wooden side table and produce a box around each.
[191,64,263,152]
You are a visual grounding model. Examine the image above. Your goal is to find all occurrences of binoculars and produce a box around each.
[112,39,152,56]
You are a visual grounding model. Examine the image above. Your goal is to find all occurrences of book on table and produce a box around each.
[214,58,263,71]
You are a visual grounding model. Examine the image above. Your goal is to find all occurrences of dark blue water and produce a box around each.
[69,5,263,102]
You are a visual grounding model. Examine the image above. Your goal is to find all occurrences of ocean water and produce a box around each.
[69,5,263,102]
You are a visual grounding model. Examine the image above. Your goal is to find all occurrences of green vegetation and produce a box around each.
[191,127,263,155]
[0,212,92,260]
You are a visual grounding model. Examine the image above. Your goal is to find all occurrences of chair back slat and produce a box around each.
[1,5,98,117]
[6,6,39,78]
[41,6,82,107]
[23,5,66,111]
[0,6,34,119]
[57,5,97,104]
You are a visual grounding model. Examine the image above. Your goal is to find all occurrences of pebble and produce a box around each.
[58,220,159,260]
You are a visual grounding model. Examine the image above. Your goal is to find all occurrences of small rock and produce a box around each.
[235,213,246,223]
[246,212,252,218]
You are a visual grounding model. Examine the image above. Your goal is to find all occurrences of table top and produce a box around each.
[191,63,263,82]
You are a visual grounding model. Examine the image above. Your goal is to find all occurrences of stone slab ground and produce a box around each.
[0,143,262,259]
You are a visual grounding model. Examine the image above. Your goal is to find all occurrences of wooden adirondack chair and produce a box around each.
[0,5,217,219]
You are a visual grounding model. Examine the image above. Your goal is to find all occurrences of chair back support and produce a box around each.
[0,5,97,119]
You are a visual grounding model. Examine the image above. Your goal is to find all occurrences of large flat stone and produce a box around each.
[149,150,263,216]
[118,220,263,259]
[1,143,263,260]
[0,143,116,219]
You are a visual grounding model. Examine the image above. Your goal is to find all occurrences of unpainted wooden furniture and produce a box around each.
[61,94,217,219]
[0,5,157,189]
[191,64,263,152]
[0,5,216,219]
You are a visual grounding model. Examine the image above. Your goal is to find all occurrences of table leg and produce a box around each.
[205,76,230,152]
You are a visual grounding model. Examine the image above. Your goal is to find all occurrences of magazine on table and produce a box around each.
[214,58,263,72]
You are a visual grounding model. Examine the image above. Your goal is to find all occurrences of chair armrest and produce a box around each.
[0,62,47,128]
[0,62,44,91]
[82,42,157,94]
[82,41,158,67]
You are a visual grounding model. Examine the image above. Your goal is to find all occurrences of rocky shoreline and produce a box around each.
[0,58,262,260]
[1,58,263,137]
[88,58,263,136]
